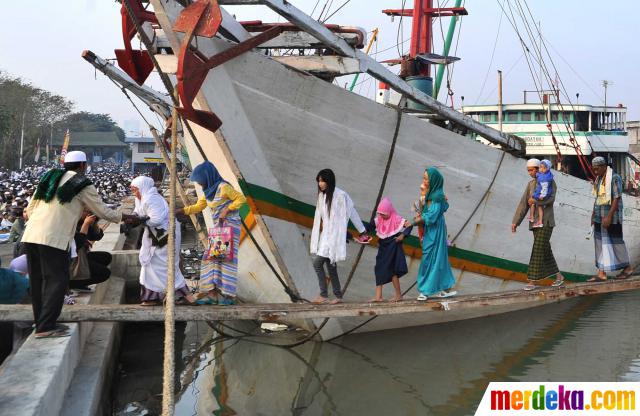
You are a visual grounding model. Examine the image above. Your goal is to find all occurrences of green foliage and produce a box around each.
[0,70,125,169]
[58,111,125,141]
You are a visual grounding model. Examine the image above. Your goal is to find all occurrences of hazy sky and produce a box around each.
[2,0,639,136]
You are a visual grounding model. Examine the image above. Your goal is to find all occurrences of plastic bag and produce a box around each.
[204,224,234,262]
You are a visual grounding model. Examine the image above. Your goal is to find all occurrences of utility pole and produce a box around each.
[19,110,26,170]
[602,80,613,129]
[498,70,503,132]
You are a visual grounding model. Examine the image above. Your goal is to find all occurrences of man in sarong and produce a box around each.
[590,156,634,281]
[512,158,565,290]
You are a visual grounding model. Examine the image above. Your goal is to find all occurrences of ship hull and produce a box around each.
[150,1,640,340]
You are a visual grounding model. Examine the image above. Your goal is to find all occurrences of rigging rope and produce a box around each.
[121,0,304,306]
[240,103,405,348]
[326,150,507,341]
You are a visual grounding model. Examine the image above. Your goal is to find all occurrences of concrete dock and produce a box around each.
[0,223,134,416]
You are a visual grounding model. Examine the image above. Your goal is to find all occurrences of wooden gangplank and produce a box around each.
[2,278,639,322]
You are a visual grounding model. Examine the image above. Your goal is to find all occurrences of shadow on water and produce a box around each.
[112,291,640,416]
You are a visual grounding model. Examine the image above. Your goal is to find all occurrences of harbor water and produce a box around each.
[112,290,640,415]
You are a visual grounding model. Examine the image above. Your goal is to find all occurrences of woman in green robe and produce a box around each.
[411,167,457,300]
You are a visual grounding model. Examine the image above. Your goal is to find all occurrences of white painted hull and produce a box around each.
[149,2,640,340]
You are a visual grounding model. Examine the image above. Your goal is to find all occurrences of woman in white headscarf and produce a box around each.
[130,176,195,306]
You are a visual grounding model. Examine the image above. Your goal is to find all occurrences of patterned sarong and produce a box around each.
[199,185,240,298]
[594,223,629,271]
[527,226,559,280]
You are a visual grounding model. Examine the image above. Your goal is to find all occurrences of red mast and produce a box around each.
[409,0,432,75]
[383,2,467,78]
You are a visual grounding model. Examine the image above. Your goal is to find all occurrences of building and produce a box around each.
[125,136,165,174]
[628,120,640,155]
[52,131,128,165]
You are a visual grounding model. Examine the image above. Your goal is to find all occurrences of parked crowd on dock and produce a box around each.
[0,149,635,341]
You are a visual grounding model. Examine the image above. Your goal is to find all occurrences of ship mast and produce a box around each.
[382,1,467,79]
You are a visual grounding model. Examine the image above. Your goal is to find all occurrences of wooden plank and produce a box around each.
[272,56,360,77]
[2,278,639,323]
[254,31,361,49]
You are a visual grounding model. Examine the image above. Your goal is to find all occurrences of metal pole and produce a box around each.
[498,70,503,132]
[161,96,179,416]
[47,124,52,164]
[149,126,207,247]
[19,110,25,170]
[434,0,462,99]
[349,28,378,92]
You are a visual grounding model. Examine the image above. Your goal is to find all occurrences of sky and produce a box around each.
[2,0,639,137]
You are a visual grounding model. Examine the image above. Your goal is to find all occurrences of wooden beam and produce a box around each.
[3,278,639,322]
[253,31,361,49]
[272,56,361,77]
[149,126,208,247]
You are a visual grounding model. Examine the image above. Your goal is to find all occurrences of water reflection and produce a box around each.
[113,291,640,416]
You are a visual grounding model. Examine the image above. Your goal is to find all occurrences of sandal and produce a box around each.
[195,296,218,305]
[35,328,70,338]
[330,298,343,305]
[140,300,161,306]
[523,284,536,291]
[218,297,235,306]
[417,293,428,301]
[551,279,565,287]
[615,270,634,280]
[587,276,607,282]
[435,290,457,298]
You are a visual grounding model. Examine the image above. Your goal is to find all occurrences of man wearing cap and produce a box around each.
[590,156,634,280]
[21,151,135,338]
[512,158,565,290]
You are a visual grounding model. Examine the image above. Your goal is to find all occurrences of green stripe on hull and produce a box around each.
[239,180,590,282]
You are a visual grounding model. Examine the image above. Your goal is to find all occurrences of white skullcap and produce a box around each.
[9,254,28,275]
[592,156,606,166]
[526,158,541,168]
[64,151,87,163]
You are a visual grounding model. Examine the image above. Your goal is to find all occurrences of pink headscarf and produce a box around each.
[374,198,406,239]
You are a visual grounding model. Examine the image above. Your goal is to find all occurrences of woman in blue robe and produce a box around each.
[411,167,457,300]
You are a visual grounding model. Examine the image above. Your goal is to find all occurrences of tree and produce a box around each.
[0,70,127,169]
[57,112,125,141]
[0,71,73,168]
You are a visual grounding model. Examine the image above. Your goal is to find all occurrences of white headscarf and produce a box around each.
[131,176,168,229]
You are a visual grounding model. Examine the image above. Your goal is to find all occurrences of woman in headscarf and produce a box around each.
[410,167,457,300]
[130,176,194,306]
[368,197,412,302]
[176,162,246,305]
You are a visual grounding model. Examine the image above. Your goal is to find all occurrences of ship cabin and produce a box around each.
[462,101,632,186]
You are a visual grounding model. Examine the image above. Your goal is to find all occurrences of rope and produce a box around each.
[327,149,507,341]
[161,95,179,415]
[252,103,405,348]
[321,0,352,23]
[240,217,305,303]
[121,0,302,304]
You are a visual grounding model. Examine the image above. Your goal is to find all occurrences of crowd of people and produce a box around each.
[0,150,635,343]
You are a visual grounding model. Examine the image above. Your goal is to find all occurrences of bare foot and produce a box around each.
[368,297,385,303]
[312,296,329,304]
[330,298,343,305]
[390,295,403,302]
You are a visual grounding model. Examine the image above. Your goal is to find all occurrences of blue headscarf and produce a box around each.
[425,167,446,203]
[190,161,225,201]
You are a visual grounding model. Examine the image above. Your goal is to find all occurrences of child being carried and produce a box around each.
[529,159,553,228]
